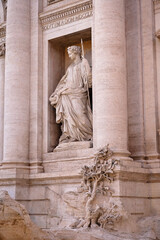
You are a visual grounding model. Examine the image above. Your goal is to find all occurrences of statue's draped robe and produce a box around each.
[50,58,92,143]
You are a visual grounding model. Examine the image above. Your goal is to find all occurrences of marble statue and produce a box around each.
[49,45,93,144]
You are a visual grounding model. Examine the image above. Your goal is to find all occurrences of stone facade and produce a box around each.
[0,0,160,238]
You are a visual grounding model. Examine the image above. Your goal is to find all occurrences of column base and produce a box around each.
[1,160,30,174]
[145,153,159,160]
[30,163,44,174]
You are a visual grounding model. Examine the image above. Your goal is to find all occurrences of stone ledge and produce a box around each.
[53,141,93,152]
[43,146,94,161]
[0,160,160,184]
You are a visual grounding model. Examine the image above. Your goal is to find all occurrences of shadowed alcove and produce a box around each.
[48,28,92,152]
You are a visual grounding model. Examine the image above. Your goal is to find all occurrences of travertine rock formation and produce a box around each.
[51,222,160,240]
[0,190,160,240]
[0,191,52,240]
[63,145,126,230]
[1,0,160,239]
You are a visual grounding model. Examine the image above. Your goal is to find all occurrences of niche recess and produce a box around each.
[48,28,92,152]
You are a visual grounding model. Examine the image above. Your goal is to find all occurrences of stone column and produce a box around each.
[140,0,158,159]
[29,0,43,173]
[154,1,160,155]
[126,0,145,160]
[0,55,5,165]
[93,0,128,156]
[2,0,30,170]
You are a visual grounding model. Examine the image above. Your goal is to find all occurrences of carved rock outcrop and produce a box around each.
[51,217,160,240]
[0,191,52,240]
[63,145,127,230]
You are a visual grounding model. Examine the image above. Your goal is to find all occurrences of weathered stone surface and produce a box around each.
[63,146,127,230]
[0,186,160,240]
[0,0,160,239]
[50,222,160,240]
[0,191,52,240]
[49,45,92,146]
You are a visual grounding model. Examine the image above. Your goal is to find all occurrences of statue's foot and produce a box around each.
[67,137,77,142]
[59,136,77,143]
[59,137,69,143]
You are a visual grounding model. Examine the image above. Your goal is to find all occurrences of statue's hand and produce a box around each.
[49,94,58,105]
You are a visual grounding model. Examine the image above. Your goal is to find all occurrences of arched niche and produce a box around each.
[48,28,92,151]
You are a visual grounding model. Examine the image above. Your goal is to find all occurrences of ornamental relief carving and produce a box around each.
[0,26,6,38]
[40,1,92,31]
[156,29,160,39]
[1,0,7,21]
[0,42,5,56]
[153,0,160,12]
[153,0,160,3]
[48,0,63,5]
[63,145,127,230]
[0,24,6,56]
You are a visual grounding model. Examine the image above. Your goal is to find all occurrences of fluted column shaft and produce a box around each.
[93,0,128,155]
[140,0,158,159]
[3,0,30,167]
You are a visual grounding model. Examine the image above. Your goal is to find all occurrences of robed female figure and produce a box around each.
[49,45,92,144]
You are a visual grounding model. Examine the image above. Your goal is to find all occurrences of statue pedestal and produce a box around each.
[43,143,94,174]
[54,141,93,152]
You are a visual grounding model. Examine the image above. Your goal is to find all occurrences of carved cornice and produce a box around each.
[153,0,160,13]
[48,0,63,5]
[0,26,6,38]
[40,1,93,31]
[153,0,160,3]
[0,24,6,50]
[0,42,5,56]
[1,0,7,21]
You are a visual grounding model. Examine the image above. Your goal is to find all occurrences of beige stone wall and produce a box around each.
[140,0,158,160]
[0,57,5,165]
[126,0,159,161]
[126,0,145,160]
[0,0,160,234]
[155,1,160,155]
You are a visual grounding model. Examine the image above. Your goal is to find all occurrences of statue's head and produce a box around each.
[67,45,81,60]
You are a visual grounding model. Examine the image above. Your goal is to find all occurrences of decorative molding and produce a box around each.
[153,0,160,12]
[63,145,127,229]
[0,26,6,38]
[156,30,160,39]
[0,24,6,48]
[1,0,7,21]
[48,0,63,5]
[0,42,5,56]
[153,0,160,3]
[40,1,92,31]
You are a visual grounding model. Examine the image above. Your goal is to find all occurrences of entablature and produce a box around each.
[40,0,92,31]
